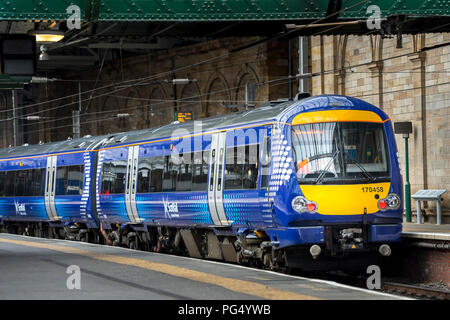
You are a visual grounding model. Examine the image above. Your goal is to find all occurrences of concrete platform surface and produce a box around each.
[0,233,406,300]
[402,222,450,240]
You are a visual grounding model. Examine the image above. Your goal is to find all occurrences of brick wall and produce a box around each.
[387,241,450,286]
[28,37,291,145]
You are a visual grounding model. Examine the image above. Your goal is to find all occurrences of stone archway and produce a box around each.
[234,65,260,107]
[205,75,230,117]
[98,95,119,134]
[149,85,171,127]
[125,90,147,131]
[179,81,201,120]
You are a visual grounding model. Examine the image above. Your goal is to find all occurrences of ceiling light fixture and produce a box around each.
[28,30,65,43]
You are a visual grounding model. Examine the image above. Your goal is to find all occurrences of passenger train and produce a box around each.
[0,95,403,271]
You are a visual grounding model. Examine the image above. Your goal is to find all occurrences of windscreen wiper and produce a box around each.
[347,159,376,182]
[315,149,340,184]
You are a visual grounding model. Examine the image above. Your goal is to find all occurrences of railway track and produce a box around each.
[383,282,450,300]
[289,270,450,300]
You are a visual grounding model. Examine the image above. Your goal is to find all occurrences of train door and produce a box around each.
[259,127,275,224]
[44,155,58,220]
[208,132,229,226]
[125,146,141,223]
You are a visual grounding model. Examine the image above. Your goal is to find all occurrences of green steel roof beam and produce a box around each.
[339,0,450,18]
[0,0,448,22]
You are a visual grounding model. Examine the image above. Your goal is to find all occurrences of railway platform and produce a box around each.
[402,222,450,240]
[0,233,405,301]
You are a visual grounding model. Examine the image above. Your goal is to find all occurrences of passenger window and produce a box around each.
[177,153,192,191]
[225,144,259,190]
[260,136,271,189]
[5,171,14,196]
[150,156,164,192]
[0,169,46,197]
[137,158,151,193]
[224,146,243,189]
[243,144,259,189]
[163,155,178,192]
[101,160,127,194]
[30,169,46,196]
[55,165,84,196]
[55,166,67,196]
[0,171,5,197]
[137,152,209,193]
[67,166,84,195]
[192,151,208,191]
[14,170,27,196]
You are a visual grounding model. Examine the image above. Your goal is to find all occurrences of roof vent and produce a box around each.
[270,98,289,105]
[115,136,128,143]
[294,92,310,101]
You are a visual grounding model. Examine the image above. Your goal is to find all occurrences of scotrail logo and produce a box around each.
[162,197,179,219]
[14,201,26,216]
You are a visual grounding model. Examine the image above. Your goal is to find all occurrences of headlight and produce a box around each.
[385,193,401,209]
[292,196,317,213]
[378,193,400,211]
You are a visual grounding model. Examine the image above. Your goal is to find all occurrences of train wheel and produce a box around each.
[128,238,138,250]
[80,232,89,243]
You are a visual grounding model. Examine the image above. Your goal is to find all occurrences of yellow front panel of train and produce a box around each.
[292,109,384,125]
[300,183,391,215]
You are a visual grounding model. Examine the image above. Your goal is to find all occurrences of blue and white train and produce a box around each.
[0,95,403,271]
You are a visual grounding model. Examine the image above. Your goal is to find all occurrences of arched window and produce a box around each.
[125,91,146,131]
[206,77,230,117]
[179,82,201,120]
[235,73,258,107]
[99,96,118,134]
[149,85,171,127]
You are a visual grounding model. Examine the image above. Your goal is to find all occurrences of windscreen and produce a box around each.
[291,122,390,184]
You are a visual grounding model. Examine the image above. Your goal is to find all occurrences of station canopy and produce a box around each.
[0,0,448,72]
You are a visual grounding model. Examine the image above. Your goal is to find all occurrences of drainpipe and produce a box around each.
[298,36,309,95]
[288,39,293,100]
[12,89,19,146]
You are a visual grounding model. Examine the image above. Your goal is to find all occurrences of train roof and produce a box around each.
[0,134,111,159]
[0,99,295,159]
[0,95,385,159]
[99,99,295,148]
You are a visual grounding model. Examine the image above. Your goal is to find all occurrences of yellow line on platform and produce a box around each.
[0,237,320,300]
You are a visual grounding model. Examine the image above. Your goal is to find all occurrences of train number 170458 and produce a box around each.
[361,186,383,193]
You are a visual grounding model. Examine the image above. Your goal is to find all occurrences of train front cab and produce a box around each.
[273,106,403,270]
